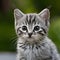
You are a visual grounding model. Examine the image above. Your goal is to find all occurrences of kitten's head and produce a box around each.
[14,8,50,43]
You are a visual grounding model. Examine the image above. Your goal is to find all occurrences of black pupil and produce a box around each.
[22,26,27,31]
[34,26,40,31]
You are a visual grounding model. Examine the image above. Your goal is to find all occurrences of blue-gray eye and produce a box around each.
[34,26,40,31]
[22,26,27,31]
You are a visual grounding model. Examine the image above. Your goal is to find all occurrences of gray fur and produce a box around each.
[14,8,60,60]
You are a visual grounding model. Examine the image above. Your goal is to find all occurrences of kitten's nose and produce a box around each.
[28,33,32,38]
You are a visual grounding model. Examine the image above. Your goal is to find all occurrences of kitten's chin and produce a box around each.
[20,34,44,44]
[24,37,41,44]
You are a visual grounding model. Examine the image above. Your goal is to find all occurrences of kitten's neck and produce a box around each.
[17,36,49,50]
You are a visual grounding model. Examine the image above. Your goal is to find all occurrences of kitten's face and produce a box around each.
[14,8,50,43]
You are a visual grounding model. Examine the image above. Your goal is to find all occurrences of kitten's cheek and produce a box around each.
[32,34,42,39]
[22,34,28,38]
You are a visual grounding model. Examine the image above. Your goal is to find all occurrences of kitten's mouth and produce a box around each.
[27,37,33,39]
[27,37,39,41]
[28,36,32,38]
[25,37,40,44]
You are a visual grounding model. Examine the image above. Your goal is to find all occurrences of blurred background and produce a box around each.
[0,0,60,60]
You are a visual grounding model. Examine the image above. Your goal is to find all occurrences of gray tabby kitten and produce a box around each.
[14,8,60,60]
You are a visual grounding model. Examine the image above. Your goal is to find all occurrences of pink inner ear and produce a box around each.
[39,8,50,20]
[14,9,24,20]
[42,12,49,20]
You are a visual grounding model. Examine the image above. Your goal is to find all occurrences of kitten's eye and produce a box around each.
[22,26,27,31]
[34,26,40,31]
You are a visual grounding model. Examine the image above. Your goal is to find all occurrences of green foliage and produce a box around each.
[48,18,60,52]
[0,22,16,51]
[0,0,60,52]
[32,0,60,17]
[12,0,37,13]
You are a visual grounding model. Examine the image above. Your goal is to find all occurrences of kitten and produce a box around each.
[14,8,60,60]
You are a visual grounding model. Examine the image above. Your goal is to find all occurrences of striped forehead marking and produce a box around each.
[26,14,36,24]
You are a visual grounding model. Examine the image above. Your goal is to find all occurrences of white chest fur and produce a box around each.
[24,44,52,60]
[17,37,60,60]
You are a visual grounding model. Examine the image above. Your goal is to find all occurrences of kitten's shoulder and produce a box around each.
[45,36,53,43]
[45,36,57,48]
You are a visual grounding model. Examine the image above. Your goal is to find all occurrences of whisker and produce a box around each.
[10,35,17,41]
[9,35,18,48]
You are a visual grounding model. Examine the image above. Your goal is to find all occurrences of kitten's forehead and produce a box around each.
[18,13,45,26]
[26,14,37,24]
[25,14,45,26]
[18,14,37,25]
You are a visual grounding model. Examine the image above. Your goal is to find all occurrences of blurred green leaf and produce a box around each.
[48,18,60,52]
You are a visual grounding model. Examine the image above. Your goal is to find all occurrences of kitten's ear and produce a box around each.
[38,8,50,20]
[14,9,24,20]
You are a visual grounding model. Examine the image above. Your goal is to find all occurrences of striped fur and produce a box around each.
[16,14,48,37]
[14,8,60,60]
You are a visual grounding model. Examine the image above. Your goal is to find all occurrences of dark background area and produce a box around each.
[0,0,60,52]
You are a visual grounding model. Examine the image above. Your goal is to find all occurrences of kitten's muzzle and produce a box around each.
[28,33,32,38]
